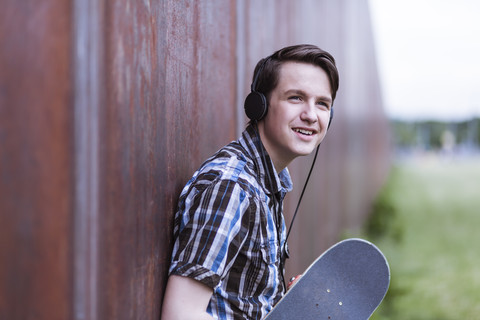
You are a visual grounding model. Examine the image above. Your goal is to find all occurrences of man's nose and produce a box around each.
[300,101,317,123]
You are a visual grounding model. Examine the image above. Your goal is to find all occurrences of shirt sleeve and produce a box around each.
[169,171,254,289]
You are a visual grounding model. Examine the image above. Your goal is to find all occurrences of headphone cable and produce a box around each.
[285,144,320,245]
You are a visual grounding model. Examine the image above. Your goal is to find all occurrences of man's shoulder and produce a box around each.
[202,142,253,177]
[188,141,258,191]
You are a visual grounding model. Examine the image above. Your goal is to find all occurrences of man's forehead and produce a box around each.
[277,62,332,96]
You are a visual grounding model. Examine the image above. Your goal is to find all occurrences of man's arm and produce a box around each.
[161,275,214,320]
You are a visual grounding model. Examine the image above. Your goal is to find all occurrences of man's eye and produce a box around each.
[289,96,302,101]
[317,101,331,109]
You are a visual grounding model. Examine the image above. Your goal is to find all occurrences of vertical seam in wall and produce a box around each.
[235,0,246,137]
[72,0,103,318]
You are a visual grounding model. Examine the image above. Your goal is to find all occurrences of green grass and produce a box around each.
[365,156,480,320]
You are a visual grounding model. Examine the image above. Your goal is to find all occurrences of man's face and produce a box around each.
[258,61,332,171]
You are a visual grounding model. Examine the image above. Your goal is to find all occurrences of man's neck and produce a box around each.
[256,123,291,172]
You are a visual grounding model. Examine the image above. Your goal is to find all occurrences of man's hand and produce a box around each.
[287,274,302,290]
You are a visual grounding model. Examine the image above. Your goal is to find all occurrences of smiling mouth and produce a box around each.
[293,128,314,136]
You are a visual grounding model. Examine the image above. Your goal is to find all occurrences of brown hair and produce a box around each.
[252,44,339,103]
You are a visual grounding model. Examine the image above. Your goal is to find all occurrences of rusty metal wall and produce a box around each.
[96,0,236,319]
[0,0,389,319]
[1,0,236,319]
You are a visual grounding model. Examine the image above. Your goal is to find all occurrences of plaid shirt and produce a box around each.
[169,125,293,319]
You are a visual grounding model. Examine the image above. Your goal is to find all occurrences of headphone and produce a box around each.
[244,56,334,128]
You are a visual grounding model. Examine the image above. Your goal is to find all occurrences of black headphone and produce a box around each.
[244,57,270,121]
[244,56,334,128]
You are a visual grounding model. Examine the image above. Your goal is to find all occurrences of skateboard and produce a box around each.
[264,238,390,320]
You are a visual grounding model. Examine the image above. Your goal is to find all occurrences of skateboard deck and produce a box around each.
[264,238,390,320]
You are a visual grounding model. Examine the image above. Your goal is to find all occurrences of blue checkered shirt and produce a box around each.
[169,125,293,319]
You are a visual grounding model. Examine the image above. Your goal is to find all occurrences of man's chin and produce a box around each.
[294,147,317,157]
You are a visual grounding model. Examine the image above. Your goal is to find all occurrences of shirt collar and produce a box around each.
[240,125,293,195]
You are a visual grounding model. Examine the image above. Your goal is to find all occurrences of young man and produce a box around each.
[162,44,339,320]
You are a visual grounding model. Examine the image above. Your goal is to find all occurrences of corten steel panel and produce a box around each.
[100,0,236,318]
[0,1,73,319]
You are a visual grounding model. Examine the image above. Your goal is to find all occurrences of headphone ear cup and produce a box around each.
[244,91,268,121]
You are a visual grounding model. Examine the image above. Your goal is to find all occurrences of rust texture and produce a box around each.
[98,0,237,319]
[0,0,389,319]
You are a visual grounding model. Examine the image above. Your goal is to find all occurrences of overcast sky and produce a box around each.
[369,0,480,121]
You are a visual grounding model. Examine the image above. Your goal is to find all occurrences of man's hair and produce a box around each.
[252,44,339,103]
